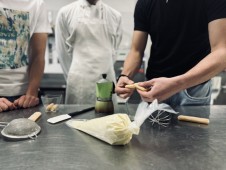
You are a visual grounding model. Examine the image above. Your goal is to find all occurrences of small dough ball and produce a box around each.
[46,103,54,111]
[51,104,58,112]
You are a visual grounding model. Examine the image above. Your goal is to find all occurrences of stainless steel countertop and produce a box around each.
[0,104,226,170]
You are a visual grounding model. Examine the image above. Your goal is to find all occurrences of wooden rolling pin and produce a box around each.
[178,115,210,125]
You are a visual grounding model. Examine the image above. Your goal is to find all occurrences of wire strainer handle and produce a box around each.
[28,112,42,122]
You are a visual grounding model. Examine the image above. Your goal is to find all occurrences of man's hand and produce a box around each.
[115,76,135,99]
[137,77,182,102]
[14,95,39,108]
[0,98,17,112]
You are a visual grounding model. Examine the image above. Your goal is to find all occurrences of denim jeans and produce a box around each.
[162,80,212,106]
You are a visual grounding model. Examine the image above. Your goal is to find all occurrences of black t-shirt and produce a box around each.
[134,0,226,80]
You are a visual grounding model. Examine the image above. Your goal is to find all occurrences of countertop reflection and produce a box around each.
[0,104,226,170]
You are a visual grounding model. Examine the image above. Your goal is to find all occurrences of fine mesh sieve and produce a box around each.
[1,112,42,140]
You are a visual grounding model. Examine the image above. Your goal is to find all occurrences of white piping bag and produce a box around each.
[66,99,177,145]
[132,99,159,127]
[132,100,178,127]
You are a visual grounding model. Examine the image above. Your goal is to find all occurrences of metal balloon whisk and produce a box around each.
[148,110,172,127]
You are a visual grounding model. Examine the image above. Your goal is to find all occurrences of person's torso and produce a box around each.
[71,2,112,71]
[0,0,46,96]
[136,0,211,79]
[62,0,119,79]
[61,0,120,104]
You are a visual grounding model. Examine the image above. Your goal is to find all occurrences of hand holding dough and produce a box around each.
[125,83,149,91]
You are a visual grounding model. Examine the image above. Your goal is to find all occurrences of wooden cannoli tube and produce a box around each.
[178,115,210,125]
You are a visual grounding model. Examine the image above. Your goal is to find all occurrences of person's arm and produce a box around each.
[180,18,226,87]
[115,31,148,98]
[121,31,148,78]
[55,10,72,80]
[138,18,226,102]
[14,33,48,108]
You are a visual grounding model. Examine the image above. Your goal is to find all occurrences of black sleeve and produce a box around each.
[134,0,149,32]
[206,0,226,22]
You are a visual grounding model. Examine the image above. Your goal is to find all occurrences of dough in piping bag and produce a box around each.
[66,114,139,145]
[66,100,178,145]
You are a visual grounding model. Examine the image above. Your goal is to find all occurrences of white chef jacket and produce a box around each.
[55,0,123,104]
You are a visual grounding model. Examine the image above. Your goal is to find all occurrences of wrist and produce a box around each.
[26,88,39,97]
[116,74,130,82]
[173,75,188,91]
